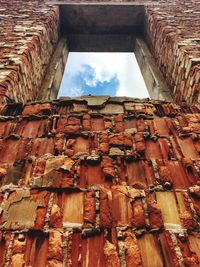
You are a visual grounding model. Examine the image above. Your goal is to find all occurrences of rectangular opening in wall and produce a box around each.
[39,4,173,102]
[58,52,149,99]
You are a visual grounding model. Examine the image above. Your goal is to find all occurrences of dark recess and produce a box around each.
[60,4,145,52]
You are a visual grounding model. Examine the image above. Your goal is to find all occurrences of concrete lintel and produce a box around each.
[60,4,144,35]
[46,1,174,6]
[46,1,147,5]
[37,38,69,101]
[67,34,135,52]
[134,38,174,102]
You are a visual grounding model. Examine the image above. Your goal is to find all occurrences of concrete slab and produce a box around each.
[60,5,144,35]
[67,34,135,52]
[59,4,144,51]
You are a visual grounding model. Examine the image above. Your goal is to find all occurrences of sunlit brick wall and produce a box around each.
[0,1,199,265]
[0,97,200,266]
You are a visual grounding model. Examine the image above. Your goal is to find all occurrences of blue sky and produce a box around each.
[58,52,149,98]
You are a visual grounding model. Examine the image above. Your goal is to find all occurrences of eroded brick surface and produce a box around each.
[0,0,59,103]
[0,0,199,265]
[145,0,200,104]
[0,97,199,266]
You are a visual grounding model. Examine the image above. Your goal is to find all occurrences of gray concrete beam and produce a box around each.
[46,1,171,6]
[60,4,144,35]
[67,34,135,52]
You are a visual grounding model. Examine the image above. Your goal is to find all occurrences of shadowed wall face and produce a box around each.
[0,0,59,103]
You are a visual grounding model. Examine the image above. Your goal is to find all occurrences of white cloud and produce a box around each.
[59,52,149,98]
[70,86,84,97]
[63,86,84,97]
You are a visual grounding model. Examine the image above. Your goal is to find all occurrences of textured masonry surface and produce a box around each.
[0,0,200,266]
[0,0,59,103]
[0,96,199,266]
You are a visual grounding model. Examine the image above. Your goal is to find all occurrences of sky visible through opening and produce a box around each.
[58,52,149,98]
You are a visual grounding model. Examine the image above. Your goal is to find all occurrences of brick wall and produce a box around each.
[0,1,199,266]
[0,96,199,266]
[145,0,200,104]
[0,0,59,103]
